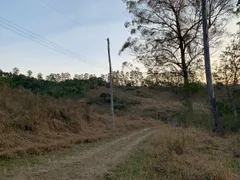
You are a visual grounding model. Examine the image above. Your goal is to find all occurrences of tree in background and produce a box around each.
[121,0,234,110]
[13,67,19,75]
[37,73,43,80]
[27,70,33,77]
[84,73,89,80]
[61,72,71,81]
[214,33,240,122]
[46,73,56,82]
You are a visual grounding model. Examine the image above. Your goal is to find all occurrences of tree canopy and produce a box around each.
[120,0,234,85]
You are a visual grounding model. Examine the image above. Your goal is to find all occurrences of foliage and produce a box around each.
[100,93,111,103]
[120,0,233,96]
[114,104,127,111]
[0,70,107,99]
[214,33,240,122]
[216,100,232,117]
[220,114,240,132]
[99,92,140,111]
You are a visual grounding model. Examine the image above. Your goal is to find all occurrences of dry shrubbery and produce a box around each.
[141,125,240,180]
[0,85,157,158]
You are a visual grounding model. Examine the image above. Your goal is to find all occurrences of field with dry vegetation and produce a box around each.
[107,124,240,180]
[2,80,240,179]
[0,85,161,158]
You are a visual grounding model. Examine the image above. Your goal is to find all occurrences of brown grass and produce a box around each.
[0,85,159,158]
[140,125,240,180]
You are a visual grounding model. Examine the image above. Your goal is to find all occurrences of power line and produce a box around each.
[0,16,108,69]
[0,17,105,69]
[37,0,103,38]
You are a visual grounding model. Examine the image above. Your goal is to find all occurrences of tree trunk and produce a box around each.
[183,71,193,112]
[180,44,193,112]
[202,0,220,132]
[232,99,238,122]
[226,84,238,122]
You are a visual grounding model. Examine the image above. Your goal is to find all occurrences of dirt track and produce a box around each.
[2,128,155,180]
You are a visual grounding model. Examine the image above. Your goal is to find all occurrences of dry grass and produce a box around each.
[108,124,240,180]
[141,125,240,180]
[0,85,159,158]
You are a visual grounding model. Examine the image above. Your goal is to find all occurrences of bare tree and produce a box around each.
[27,70,33,77]
[121,0,234,110]
[214,33,240,122]
[37,73,43,80]
[12,67,19,75]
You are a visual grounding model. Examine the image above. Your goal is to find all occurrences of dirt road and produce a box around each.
[1,128,155,180]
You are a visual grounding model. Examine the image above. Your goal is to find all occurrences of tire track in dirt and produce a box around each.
[3,128,155,180]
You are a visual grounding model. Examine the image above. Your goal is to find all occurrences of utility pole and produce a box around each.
[202,0,219,132]
[107,38,115,130]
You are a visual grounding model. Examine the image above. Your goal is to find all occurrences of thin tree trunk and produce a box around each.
[226,84,238,122]
[202,0,220,132]
[232,99,238,122]
[181,47,193,112]
[183,75,193,111]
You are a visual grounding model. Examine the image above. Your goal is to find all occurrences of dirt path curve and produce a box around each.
[3,128,155,180]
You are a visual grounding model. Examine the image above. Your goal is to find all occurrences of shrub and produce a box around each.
[100,93,111,103]
[220,114,240,133]
[114,104,127,111]
[216,100,232,117]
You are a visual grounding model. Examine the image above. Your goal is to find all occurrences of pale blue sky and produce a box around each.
[0,0,133,77]
[0,0,239,77]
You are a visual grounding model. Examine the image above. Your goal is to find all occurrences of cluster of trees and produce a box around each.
[1,67,177,99]
[213,33,240,123]
[0,69,108,98]
[119,0,240,132]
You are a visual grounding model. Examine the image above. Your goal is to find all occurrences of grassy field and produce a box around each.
[106,124,240,180]
[0,85,162,158]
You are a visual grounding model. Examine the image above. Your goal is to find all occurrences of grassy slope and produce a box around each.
[107,124,240,180]
[0,85,166,158]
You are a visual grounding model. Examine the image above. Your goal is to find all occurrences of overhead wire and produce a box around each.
[37,0,148,74]
[37,0,104,38]
[0,16,108,70]
[37,0,122,63]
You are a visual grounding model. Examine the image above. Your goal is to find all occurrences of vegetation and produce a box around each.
[107,124,240,180]
[214,33,240,122]
[120,0,233,111]
[0,84,159,158]
[1,1,240,179]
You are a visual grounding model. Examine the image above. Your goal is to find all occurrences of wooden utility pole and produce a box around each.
[107,38,115,130]
[202,0,219,132]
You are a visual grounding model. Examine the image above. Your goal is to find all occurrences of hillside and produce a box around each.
[0,83,168,158]
[2,71,240,179]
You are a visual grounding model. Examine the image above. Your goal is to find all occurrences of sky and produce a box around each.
[0,0,239,78]
[0,0,133,77]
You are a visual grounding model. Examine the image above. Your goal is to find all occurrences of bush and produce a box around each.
[114,104,127,111]
[216,100,232,117]
[100,93,111,103]
[216,82,224,90]
[189,82,205,94]
[220,114,240,132]
[171,110,212,130]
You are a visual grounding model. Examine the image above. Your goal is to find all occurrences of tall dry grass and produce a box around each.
[0,85,158,158]
[141,125,240,180]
